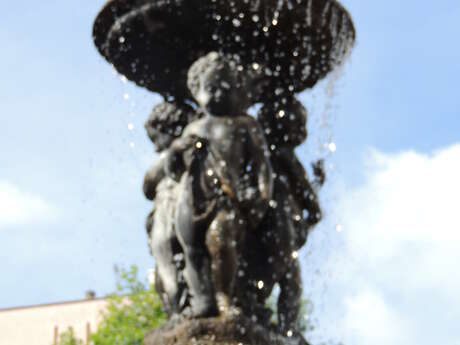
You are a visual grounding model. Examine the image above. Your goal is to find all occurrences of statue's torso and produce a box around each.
[152,176,180,240]
[182,115,256,183]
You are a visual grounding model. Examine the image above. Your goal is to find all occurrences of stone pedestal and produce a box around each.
[144,315,304,345]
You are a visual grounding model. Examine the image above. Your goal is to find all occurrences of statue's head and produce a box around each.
[187,52,250,116]
[145,101,195,152]
[258,96,308,149]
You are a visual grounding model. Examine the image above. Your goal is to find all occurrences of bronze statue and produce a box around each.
[92,1,356,343]
[236,97,325,336]
[165,52,273,317]
[143,101,199,315]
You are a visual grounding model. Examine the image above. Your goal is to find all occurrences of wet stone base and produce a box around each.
[144,314,302,345]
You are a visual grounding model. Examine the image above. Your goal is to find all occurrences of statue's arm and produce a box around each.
[281,150,322,227]
[164,135,197,181]
[246,120,274,225]
[143,155,167,201]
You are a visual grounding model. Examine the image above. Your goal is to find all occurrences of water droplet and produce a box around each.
[278,110,286,118]
[252,62,260,70]
[207,169,214,176]
[232,18,242,27]
[263,26,269,32]
[287,330,293,337]
[120,75,128,83]
[252,14,259,22]
[275,88,283,95]
[257,281,264,289]
[119,36,125,43]
[328,142,337,153]
[292,251,299,259]
[272,19,278,26]
[195,141,203,149]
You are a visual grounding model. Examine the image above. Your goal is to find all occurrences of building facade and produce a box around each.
[0,298,108,345]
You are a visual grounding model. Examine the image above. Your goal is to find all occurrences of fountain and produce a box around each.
[93,1,355,344]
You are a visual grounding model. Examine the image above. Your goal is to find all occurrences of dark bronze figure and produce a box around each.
[235,97,325,340]
[92,1,355,343]
[143,101,199,315]
[165,52,273,317]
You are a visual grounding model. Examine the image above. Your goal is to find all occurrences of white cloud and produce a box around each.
[343,290,413,344]
[309,144,460,345]
[0,181,57,228]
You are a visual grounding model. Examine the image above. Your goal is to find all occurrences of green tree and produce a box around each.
[90,265,167,345]
[55,327,83,345]
[56,266,166,345]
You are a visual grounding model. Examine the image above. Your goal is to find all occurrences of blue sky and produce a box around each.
[1,1,459,344]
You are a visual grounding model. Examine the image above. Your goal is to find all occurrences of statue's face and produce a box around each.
[145,125,175,152]
[196,65,248,116]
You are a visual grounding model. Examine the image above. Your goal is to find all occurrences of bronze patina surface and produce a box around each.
[92,1,355,344]
[93,0,355,100]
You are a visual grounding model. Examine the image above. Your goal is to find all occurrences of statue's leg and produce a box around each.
[175,191,218,317]
[278,259,302,334]
[147,210,173,314]
[146,211,154,255]
[154,268,170,315]
[182,247,217,317]
[206,209,242,311]
[152,237,184,314]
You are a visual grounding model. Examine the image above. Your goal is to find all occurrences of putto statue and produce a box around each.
[93,0,355,344]
[142,53,326,342]
[236,97,325,337]
[143,101,198,316]
[166,52,273,317]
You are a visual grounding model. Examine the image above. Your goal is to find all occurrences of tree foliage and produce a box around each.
[90,265,167,345]
[56,265,166,345]
[55,327,83,345]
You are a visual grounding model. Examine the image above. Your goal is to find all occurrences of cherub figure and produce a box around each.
[165,52,273,317]
[143,101,199,316]
[238,96,324,338]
